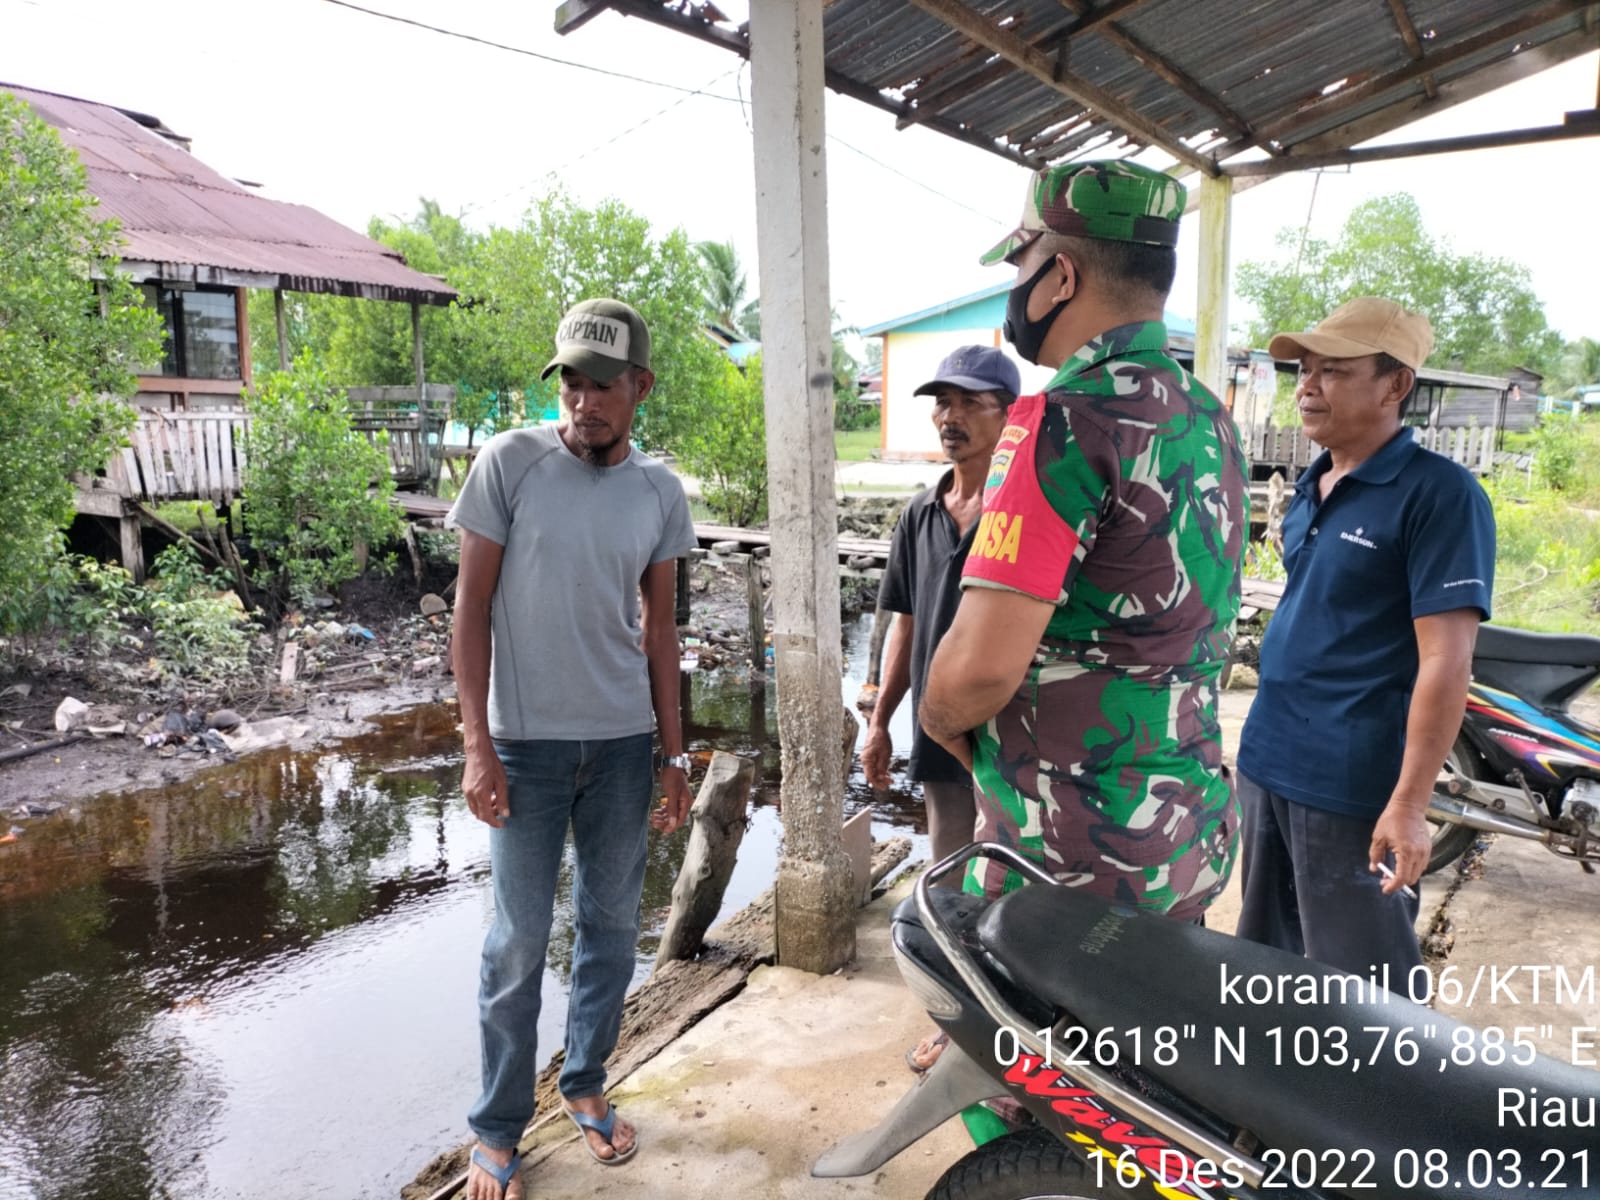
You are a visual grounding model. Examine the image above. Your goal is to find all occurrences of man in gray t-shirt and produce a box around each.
[448,298,695,1199]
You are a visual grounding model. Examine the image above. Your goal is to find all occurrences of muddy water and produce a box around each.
[0,614,926,1200]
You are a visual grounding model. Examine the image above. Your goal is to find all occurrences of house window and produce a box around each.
[140,285,241,380]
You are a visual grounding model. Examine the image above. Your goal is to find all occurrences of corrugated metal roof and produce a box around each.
[574,0,1596,178]
[4,82,456,306]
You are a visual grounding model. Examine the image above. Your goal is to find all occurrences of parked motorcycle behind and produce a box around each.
[1428,624,1600,874]
[816,843,1598,1200]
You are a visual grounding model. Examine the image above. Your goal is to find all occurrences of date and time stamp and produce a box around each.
[987,963,1598,1195]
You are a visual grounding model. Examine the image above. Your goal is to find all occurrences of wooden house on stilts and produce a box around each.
[4,82,457,580]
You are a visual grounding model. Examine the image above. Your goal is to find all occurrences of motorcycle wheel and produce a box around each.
[1427,733,1485,875]
[925,1127,1132,1200]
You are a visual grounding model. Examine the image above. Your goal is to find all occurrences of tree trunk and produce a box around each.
[654,751,757,968]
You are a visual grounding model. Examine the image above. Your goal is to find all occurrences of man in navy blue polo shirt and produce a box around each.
[1235,297,1495,984]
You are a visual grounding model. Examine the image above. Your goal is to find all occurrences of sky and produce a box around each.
[2,0,1596,345]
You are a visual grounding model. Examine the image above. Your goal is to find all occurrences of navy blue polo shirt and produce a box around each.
[1237,429,1495,818]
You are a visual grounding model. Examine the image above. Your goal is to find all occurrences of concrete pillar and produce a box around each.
[749,0,854,974]
[1194,173,1233,401]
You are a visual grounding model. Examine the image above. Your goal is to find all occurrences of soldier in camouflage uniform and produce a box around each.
[920,161,1247,920]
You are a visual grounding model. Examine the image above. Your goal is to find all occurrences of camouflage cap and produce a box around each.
[980,160,1187,266]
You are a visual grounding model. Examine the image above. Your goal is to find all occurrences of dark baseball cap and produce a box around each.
[540,298,652,383]
[913,345,1022,399]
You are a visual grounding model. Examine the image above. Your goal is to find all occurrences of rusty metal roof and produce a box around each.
[562,0,1599,181]
[5,82,456,306]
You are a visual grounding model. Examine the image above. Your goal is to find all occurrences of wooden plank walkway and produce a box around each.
[392,509,897,571]
[392,492,453,522]
[1240,575,1285,614]
[693,522,889,569]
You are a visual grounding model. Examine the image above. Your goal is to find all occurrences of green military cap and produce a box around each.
[980,159,1187,266]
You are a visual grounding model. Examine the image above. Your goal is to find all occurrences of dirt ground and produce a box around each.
[0,552,871,825]
[0,497,904,824]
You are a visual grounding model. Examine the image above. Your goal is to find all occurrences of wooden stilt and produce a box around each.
[274,288,290,370]
[119,512,146,583]
[675,555,691,626]
[743,553,765,670]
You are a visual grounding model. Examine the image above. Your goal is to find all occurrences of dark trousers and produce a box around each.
[1235,769,1423,989]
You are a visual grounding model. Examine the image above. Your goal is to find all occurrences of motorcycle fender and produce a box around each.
[811,1040,1002,1177]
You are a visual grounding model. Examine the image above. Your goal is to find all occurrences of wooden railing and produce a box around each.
[110,410,249,504]
[1410,425,1497,473]
[96,382,455,506]
[346,385,453,486]
[1245,423,1496,476]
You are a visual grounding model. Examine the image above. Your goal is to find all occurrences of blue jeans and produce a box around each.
[467,732,654,1150]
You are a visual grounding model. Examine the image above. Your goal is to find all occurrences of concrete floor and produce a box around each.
[491,687,1597,1200]
[503,878,969,1200]
[509,850,1590,1200]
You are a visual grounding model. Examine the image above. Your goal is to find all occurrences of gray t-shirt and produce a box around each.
[446,424,696,741]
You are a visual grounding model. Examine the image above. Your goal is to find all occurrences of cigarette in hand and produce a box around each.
[1376,861,1418,901]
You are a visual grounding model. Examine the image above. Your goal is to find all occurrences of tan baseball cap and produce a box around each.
[541,298,652,383]
[1268,297,1433,370]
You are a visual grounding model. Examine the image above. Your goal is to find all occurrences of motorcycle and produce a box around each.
[1428,623,1600,875]
[815,842,1599,1200]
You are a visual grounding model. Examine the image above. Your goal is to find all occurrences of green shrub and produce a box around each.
[0,93,163,630]
[1244,537,1287,582]
[833,397,879,433]
[1484,476,1600,635]
[145,543,253,680]
[0,543,253,684]
[1531,417,1583,492]
[673,354,768,527]
[241,353,405,606]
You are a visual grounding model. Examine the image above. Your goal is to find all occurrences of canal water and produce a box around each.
[0,613,926,1200]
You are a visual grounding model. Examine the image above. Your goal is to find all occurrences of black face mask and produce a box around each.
[1003,256,1070,365]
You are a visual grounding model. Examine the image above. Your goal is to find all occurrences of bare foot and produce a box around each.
[466,1143,523,1200]
[563,1093,636,1161]
[907,1029,949,1073]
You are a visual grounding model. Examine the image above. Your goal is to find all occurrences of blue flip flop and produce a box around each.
[469,1147,523,1197]
[563,1101,638,1165]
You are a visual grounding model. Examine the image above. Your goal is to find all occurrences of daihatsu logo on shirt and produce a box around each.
[1339,526,1377,549]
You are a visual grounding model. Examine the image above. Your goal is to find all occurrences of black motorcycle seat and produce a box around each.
[978,884,1599,1196]
[1477,622,1600,667]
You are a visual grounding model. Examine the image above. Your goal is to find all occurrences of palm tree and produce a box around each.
[696,240,750,337]
[1552,337,1600,399]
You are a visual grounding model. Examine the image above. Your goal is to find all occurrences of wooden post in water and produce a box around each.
[654,751,757,969]
[743,553,765,670]
[858,598,889,712]
[675,556,691,627]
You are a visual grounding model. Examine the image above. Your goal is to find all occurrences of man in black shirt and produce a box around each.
[860,345,1019,1070]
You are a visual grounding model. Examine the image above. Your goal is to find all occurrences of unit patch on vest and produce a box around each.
[986,449,1015,490]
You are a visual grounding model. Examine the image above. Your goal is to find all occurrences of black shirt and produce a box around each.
[877,470,976,784]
